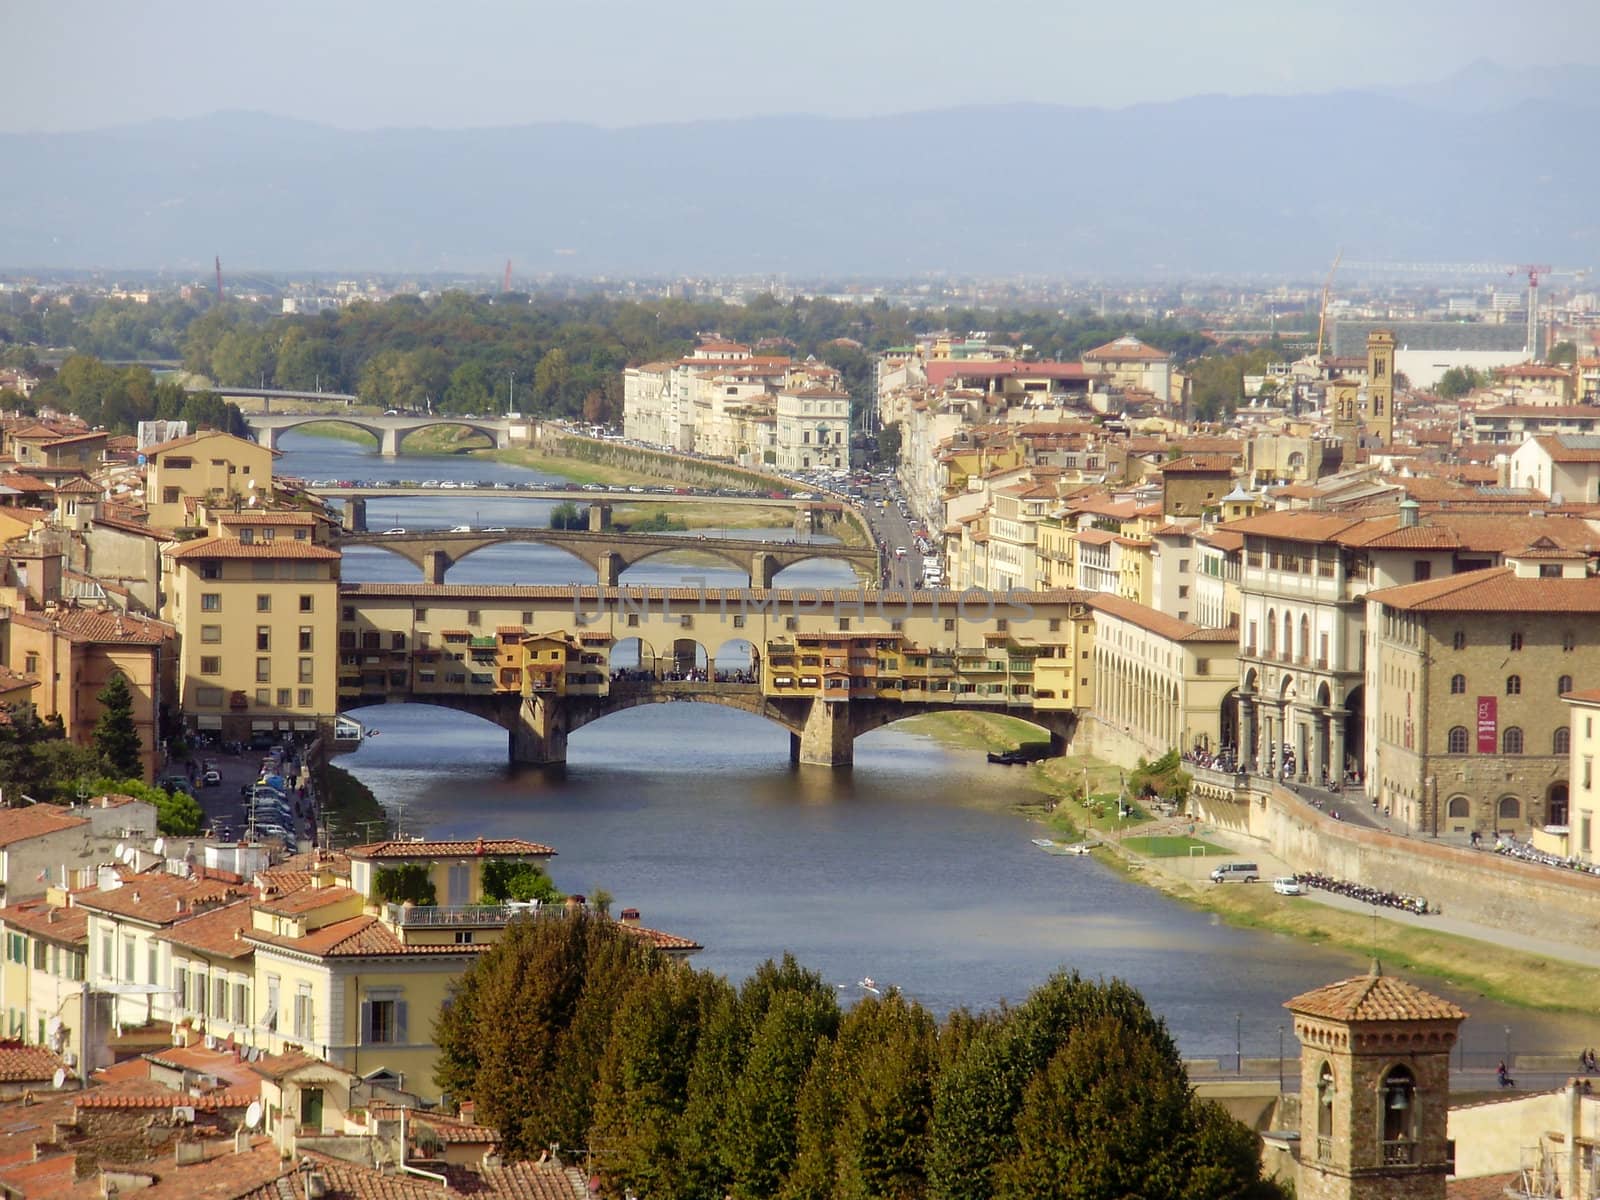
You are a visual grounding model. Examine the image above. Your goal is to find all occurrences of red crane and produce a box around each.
[214,256,224,302]
[1509,264,1553,358]
[502,260,512,293]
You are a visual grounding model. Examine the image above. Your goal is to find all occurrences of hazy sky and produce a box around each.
[4,0,1597,132]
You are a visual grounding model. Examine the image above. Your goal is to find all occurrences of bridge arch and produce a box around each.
[269,415,388,446]
[614,541,758,579]
[771,554,874,587]
[432,537,600,584]
[388,420,502,455]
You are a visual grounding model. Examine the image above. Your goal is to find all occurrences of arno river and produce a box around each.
[284,431,1592,1063]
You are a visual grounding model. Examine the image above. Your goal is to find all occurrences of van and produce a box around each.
[1209,862,1260,884]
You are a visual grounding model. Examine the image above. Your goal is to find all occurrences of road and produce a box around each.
[178,739,319,850]
[860,483,928,590]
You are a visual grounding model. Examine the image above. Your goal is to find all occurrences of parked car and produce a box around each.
[1273,876,1303,896]
[381,527,407,535]
[202,769,221,787]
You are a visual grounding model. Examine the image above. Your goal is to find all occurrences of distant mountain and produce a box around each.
[0,85,1594,277]
[1389,59,1600,114]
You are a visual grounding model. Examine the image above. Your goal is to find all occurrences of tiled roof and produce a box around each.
[157,899,255,960]
[1447,1173,1523,1200]
[76,1080,257,1111]
[1082,335,1171,361]
[1161,454,1237,473]
[346,838,556,859]
[0,892,91,947]
[254,885,361,916]
[214,511,318,525]
[1286,963,1466,1023]
[247,1049,341,1082]
[1370,566,1600,613]
[620,923,703,953]
[52,476,102,495]
[245,914,487,959]
[0,803,87,846]
[166,536,339,561]
[1089,593,1237,645]
[9,605,175,646]
[75,871,249,926]
[143,430,270,457]
[0,1042,67,1081]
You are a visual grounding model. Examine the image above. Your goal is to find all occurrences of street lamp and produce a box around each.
[1504,1025,1512,1070]
[1236,1011,1243,1075]
[1278,1024,1285,1093]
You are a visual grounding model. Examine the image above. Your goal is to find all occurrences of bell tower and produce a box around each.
[1286,961,1465,1200]
[1329,377,1361,450]
[1365,329,1396,448]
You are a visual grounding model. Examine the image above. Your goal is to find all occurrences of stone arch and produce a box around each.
[1379,1064,1418,1148]
[1497,795,1521,823]
[608,636,661,676]
[713,636,759,679]
[272,415,387,445]
[617,541,762,579]
[387,419,501,454]
[1282,611,1293,658]
[771,554,875,588]
[438,536,600,582]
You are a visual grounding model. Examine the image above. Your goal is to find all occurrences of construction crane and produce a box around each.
[1509,264,1553,359]
[502,260,512,293]
[1314,249,1342,362]
[214,256,224,303]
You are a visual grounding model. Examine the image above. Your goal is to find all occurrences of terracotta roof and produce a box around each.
[1528,434,1600,463]
[1286,963,1466,1023]
[1089,594,1237,645]
[166,536,339,561]
[0,892,91,947]
[246,914,487,959]
[0,1042,67,1081]
[620,923,703,954]
[214,510,318,525]
[0,804,87,845]
[1447,1173,1523,1200]
[1563,687,1600,704]
[9,606,175,646]
[1370,566,1600,613]
[52,476,101,495]
[346,838,556,859]
[1161,454,1236,473]
[247,1048,340,1082]
[143,430,273,457]
[1082,335,1171,362]
[156,899,255,960]
[253,884,361,916]
[75,871,249,927]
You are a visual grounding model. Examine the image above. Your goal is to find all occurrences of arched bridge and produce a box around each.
[244,413,519,456]
[338,527,881,586]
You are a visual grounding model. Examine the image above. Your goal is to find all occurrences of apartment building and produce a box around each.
[774,386,850,471]
[162,518,341,742]
[144,430,276,530]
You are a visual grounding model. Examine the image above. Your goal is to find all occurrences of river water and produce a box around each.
[284,431,1593,1062]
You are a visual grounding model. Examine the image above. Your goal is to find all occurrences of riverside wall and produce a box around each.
[1186,769,1600,952]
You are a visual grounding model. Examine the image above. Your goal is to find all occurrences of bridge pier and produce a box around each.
[792,697,853,767]
[257,426,279,452]
[596,552,624,587]
[794,507,813,538]
[751,552,779,589]
[342,497,367,533]
[380,427,402,457]
[422,549,452,585]
[510,693,568,766]
[587,503,612,532]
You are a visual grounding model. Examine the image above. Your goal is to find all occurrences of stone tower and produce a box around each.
[1329,377,1361,450]
[1286,961,1466,1200]
[1365,329,1396,448]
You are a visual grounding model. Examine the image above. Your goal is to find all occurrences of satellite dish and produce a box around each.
[52,1068,66,1090]
[245,1100,263,1130]
[204,1035,217,1050]
[153,837,166,855]
[114,843,126,859]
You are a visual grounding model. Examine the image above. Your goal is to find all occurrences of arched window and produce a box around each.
[1447,726,1469,753]
[1549,784,1570,826]
[1447,795,1470,819]
[1499,795,1521,821]
[1503,727,1524,755]
[1381,1065,1418,1163]
[1506,675,1522,696]
[1450,674,1466,695]
[1558,675,1573,696]
[1452,630,1467,650]
[1299,614,1310,659]
[1555,727,1571,755]
[1266,609,1276,654]
[1282,613,1293,657]
[1317,1061,1335,1144]
[1510,632,1524,651]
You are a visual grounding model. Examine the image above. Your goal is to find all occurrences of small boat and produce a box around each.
[1033,838,1097,856]
[1030,837,1056,848]
[988,750,1026,765]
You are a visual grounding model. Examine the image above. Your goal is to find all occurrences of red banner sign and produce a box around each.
[1476,696,1497,754]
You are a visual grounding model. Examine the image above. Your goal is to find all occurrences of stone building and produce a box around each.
[1365,544,1597,837]
[1287,961,1465,1200]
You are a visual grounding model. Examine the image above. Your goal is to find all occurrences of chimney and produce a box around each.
[1398,497,1420,529]
[618,908,641,928]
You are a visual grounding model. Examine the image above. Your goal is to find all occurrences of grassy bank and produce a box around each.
[610,501,794,531]
[319,762,390,846]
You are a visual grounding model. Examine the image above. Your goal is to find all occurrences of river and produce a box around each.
[283,431,1593,1063]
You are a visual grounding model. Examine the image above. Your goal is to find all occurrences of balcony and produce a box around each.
[385,903,516,927]
[1316,1137,1332,1162]
[1381,1141,1417,1167]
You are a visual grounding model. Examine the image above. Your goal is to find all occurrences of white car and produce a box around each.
[1273,876,1303,896]
[380,527,407,535]
[449,524,473,533]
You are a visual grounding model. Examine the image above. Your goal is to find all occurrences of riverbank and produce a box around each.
[909,711,1600,1017]
[319,761,391,845]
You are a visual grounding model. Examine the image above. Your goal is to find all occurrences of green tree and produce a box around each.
[1435,366,1486,400]
[828,991,940,1200]
[93,673,142,779]
[1549,340,1578,367]
[876,422,903,466]
[481,859,562,903]
[549,501,584,530]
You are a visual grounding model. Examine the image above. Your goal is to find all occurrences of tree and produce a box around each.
[93,673,142,779]
[481,859,562,903]
[1435,366,1487,400]
[549,501,584,530]
[1549,340,1578,367]
[876,422,903,466]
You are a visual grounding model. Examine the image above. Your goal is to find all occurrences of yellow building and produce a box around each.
[162,524,340,743]
[144,429,277,530]
[1562,687,1600,865]
[0,888,90,1072]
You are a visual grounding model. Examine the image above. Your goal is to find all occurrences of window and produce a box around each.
[1048,618,1061,632]
[1450,674,1465,695]
[1499,795,1521,821]
[276,688,291,706]
[256,658,271,683]
[22,652,37,675]
[1564,631,1576,652]
[732,615,745,629]
[1559,675,1573,695]
[201,561,222,580]
[298,688,313,707]
[175,966,188,1010]
[1380,1066,1418,1163]
[521,611,534,624]
[1506,675,1521,696]
[944,618,955,632]
[1447,726,1469,754]
[201,625,222,644]
[299,627,314,652]
[299,658,314,683]
[467,610,481,626]
[265,975,280,1030]
[256,594,271,612]
[200,656,221,675]
[1316,1061,1335,1149]
[255,688,270,705]
[299,594,314,613]
[1452,631,1466,650]
[391,632,406,651]
[293,984,314,1040]
[627,614,639,628]
[363,996,407,1045]
[214,976,228,1019]
[1503,727,1524,755]
[1555,728,1571,755]
[256,626,271,651]
[163,487,181,503]
[233,981,248,1024]
[1412,561,1431,582]
[1510,632,1524,651]
[196,686,223,707]
[1447,796,1470,819]
[201,593,221,612]
[343,606,356,621]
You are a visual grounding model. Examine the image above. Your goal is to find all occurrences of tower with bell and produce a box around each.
[1364,329,1396,449]
[1286,960,1466,1200]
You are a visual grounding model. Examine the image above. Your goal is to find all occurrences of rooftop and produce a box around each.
[1286,962,1466,1023]
[346,837,556,860]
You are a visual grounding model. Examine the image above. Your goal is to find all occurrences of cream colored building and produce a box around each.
[162,519,341,741]
[775,386,850,471]
[144,429,277,530]
[1562,686,1600,863]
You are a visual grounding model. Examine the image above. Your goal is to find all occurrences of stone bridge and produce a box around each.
[339,527,881,586]
[244,413,519,456]
[341,679,1078,769]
